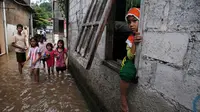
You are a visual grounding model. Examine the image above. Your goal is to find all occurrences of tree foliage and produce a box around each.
[57,0,65,16]
[33,2,52,29]
[126,0,140,12]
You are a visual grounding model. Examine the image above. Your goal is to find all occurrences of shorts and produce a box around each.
[16,52,26,63]
[41,58,46,62]
[120,58,137,82]
[56,66,66,72]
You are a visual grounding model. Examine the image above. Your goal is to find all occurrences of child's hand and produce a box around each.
[32,61,36,65]
[24,47,28,51]
[22,62,25,66]
[134,32,142,43]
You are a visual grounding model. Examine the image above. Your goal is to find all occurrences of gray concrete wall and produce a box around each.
[68,0,200,112]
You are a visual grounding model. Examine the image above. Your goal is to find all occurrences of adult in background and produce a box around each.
[22,26,29,47]
[40,30,46,42]
[12,24,28,74]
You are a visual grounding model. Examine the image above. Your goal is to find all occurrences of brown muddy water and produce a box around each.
[0,52,90,112]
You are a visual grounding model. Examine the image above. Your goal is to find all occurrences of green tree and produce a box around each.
[126,0,140,11]
[40,2,52,13]
[32,2,52,29]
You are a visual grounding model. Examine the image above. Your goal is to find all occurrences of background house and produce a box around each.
[6,0,33,52]
[0,0,33,54]
[52,0,66,44]
[67,0,200,111]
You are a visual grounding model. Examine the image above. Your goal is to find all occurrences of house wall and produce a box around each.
[7,24,17,52]
[68,0,200,112]
[5,0,31,52]
[5,0,30,26]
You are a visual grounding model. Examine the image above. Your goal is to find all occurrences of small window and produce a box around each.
[74,0,114,69]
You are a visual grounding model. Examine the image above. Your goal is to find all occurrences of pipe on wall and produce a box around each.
[2,0,8,54]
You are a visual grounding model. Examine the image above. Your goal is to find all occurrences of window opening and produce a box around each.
[112,0,140,64]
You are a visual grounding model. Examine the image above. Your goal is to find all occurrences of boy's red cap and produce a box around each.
[125,8,140,21]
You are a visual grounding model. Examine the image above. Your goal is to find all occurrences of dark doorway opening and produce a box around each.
[112,0,140,63]
[113,0,130,62]
[59,20,64,33]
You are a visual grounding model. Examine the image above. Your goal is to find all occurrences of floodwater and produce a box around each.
[0,52,90,112]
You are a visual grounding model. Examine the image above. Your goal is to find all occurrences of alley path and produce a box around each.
[0,52,90,112]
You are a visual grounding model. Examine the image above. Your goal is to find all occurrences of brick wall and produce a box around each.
[5,0,30,26]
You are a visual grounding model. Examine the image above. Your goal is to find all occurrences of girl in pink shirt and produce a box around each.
[54,40,67,77]
[44,43,55,79]
[24,37,41,82]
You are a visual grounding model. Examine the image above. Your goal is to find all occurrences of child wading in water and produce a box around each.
[119,8,142,112]
[24,37,41,82]
[39,35,47,70]
[44,43,55,79]
[54,40,67,77]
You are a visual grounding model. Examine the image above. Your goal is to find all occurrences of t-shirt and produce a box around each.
[28,47,41,68]
[54,48,67,67]
[126,35,135,60]
[39,42,47,56]
[13,34,26,53]
[45,50,55,67]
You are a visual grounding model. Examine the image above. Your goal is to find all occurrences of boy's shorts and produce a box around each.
[120,59,137,82]
[16,52,26,63]
[40,56,46,61]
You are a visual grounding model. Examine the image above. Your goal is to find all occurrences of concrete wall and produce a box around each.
[68,0,200,112]
[7,24,17,52]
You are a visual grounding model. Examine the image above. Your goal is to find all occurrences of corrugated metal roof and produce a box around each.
[13,0,34,12]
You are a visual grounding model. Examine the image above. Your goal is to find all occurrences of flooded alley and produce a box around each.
[0,52,90,112]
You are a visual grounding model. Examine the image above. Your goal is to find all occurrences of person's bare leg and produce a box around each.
[30,68,34,77]
[120,80,130,112]
[34,68,39,82]
[47,67,50,79]
[57,72,59,77]
[51,66,54,78]
[61,71,64,79]
[18,63,22,74]
[43,60,45,69]
[33,68,36,81]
